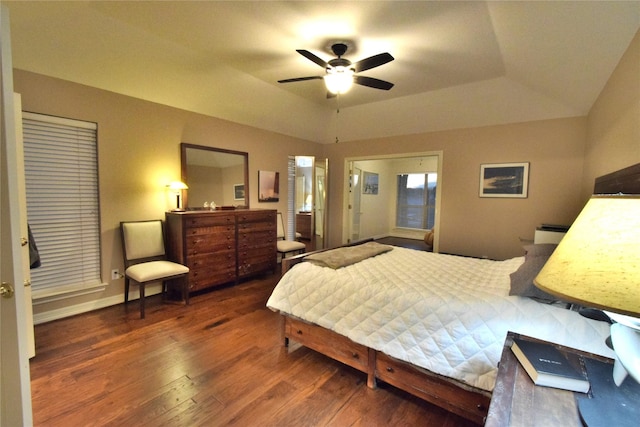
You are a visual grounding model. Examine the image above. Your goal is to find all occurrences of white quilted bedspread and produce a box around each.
[267,247,614,392]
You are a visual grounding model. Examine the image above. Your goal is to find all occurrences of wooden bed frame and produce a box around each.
[279,254,491,425]
[277,162,640,426]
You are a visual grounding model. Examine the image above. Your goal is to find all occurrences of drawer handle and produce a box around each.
[351,352,358,359]
[296,329,303,335]
[386,366,394,373]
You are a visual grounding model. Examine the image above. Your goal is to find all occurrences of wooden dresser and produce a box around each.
[165,209,276,293]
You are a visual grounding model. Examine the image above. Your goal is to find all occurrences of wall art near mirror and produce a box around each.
[258,170,279,202]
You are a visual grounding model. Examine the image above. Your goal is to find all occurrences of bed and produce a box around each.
[266,163,640,425]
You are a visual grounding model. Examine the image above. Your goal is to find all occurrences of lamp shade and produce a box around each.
[168,181,188,191]
[534,195,640,317]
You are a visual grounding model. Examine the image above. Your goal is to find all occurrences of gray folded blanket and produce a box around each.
[305,241,393,269]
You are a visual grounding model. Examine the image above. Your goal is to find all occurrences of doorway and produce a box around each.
[345,152,442,251]
[289,156,329,252]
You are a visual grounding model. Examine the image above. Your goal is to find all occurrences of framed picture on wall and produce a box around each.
[233,184,245,200]
[363,171,379,195]
[258,170,279,202]
[479,162,529,198]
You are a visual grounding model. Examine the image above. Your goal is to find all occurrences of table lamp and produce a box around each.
[167,181,188,211]
[535,195,640,385]
[534,195,640,425]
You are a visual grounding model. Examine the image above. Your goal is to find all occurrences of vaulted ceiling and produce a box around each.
[5,1,640,143]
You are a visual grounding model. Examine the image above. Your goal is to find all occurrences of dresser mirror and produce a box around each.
[181,143,249,209]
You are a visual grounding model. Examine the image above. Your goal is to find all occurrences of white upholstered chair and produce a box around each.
[120,220,189,319]
[276,212,306,260]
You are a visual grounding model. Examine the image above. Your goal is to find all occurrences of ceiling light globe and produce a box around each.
[324,66,354,94]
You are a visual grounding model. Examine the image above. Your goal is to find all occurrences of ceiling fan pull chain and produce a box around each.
[335,96,341,143]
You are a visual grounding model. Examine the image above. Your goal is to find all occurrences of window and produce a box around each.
[396,173,437,230]
[23,112,101,297]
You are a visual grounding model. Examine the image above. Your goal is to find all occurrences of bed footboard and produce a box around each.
[284,316,376,388]
[282,314,490,425]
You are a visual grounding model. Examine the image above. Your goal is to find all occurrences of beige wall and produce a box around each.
[323,118,587,260]
[14,70,321,321]
[582,30,640,199]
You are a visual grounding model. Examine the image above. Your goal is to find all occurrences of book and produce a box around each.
[511,338,590,393]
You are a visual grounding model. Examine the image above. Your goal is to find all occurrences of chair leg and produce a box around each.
[124,278,130,304]
[139,282,145,319]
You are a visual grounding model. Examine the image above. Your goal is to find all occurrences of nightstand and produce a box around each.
[485,332,614,427]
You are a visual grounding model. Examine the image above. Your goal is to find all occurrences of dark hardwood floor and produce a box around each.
[30,273,477,426]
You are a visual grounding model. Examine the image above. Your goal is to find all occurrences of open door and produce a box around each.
[314,158,328,249]
[0,5,34,425]
[348,164,362,243]
[294,156,329,251]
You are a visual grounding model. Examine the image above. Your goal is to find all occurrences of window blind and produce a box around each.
[22,112,101,296]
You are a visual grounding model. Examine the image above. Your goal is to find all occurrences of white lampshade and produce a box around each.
[534,195,640,316]
[324,66,354,94]
[167,181,188,210]
[168,181,188,191]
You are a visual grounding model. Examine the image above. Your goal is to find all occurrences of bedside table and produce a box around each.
[485,332,614,427]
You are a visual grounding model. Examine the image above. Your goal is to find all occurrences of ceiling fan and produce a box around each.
[278,42,394,96]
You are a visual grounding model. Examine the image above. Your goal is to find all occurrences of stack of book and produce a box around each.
[511,338,590,393]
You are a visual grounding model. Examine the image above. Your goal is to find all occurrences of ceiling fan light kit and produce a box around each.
[324,66,354,94]
[279,42,394,97]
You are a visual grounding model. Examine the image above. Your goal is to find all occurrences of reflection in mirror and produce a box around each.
[181,143,249,209]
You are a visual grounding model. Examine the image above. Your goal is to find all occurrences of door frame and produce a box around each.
[343,151,443,251]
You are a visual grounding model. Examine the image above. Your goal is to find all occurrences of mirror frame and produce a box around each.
[180,142,249,209]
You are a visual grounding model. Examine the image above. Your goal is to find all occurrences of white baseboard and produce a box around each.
[33,284,162,325]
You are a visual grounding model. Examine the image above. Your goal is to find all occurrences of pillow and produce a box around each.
[509,244,560,303]
[523,243,557,258]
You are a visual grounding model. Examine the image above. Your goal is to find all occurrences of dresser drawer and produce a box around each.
[188,251,235,270]
[237,210,276,224]
[185,214,235,228]
[186,232,236,255]
[186,224,235,237]
[237,229,276,247]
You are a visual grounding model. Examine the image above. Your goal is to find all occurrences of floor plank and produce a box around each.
[30,273,478,426]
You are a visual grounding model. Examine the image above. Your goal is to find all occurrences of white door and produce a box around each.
[349,165,362,243]
[1,5,34,426]
[314,159,328,249]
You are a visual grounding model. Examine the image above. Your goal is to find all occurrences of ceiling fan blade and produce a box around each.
[352,53,394,73]
[278,76,323,84]
[354,75,394,90]
[296,49,329,68]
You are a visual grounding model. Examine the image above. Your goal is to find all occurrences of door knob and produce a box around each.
[1,282,15,299]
